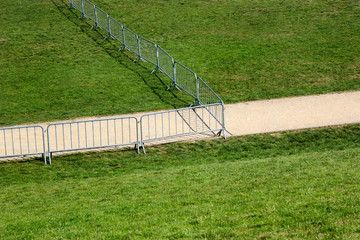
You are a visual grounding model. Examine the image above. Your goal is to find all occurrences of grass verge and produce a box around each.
[1,124,360,239]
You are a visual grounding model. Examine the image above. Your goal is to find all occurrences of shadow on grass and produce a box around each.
[50,0,192,110]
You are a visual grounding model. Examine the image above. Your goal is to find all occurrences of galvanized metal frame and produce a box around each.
[140,103,225,154]
[0,0,233,164]
[47,117,140,164]
[0,125,46,163]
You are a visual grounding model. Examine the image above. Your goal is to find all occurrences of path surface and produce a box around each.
[1,91,359,161]
[225,91,360,136]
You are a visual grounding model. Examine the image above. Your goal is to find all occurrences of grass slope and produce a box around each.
[1,124,360,239]
[1,0,360,126]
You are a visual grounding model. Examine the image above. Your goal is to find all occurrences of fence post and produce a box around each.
[173,60,176,85]
[156,44,159,69]
[107,14,111,37]
[42,128,46,164]
[195,75,199,102]
[94,6,98,27]
[80,0,84,16]
[47,126,51,164]
[137,35,141,59]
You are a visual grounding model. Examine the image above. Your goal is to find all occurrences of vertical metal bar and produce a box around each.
[94,5,98,26]
[77,122,80,148]
[92,121,95,147]
[47,127,51,164]
[26,127,30,153]
[202,107,204,131]
[62,124,65,150]
[175,111,177,136]
[136,118,140,153]
[188,108,191,133]
[121,119,124,144]
[107,119,109,145]
[137,35,141,58]
[122,25,126,47]
[85,122,88,148]
[161,113,164,138]
[42,127,46,164]
[182,109,184,134]
[156,45,159,69]
[114,119,117,145]
[34,127,38,152]
[128,118,131,143]
[3,130,7,156]
[80,0,84,16]
[147,116,150,140]
[100,120,102,146]
[11,129,14,155]
[70,123,73,149]
[173,60,176,85]
[168,111,171,136]
[155,114,157,138]
[55,124,58,150]
[19,128,22,154]
[195,108,198,132]
[107,14,111,35]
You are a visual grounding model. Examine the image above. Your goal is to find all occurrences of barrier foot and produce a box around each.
[42,153,46,164]
[118,45,126,52]
[135,56,141,64]
[141,144,146,154]
[167,82,178,92]
[151,66,159,74]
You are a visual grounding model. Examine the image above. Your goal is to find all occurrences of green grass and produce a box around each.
[1,124,360,239]
[1,0,360,126]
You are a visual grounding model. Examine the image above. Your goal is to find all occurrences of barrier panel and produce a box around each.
[95,7,109,32]
[83,0,96,22]
[123,27,139,55]
[174,61,198,99]
[0,125,46,163]
[140,104,224,153]
[47,117,139,164]
[71,0,83,12]
[139,37,158,66]
[109,17,124,44]
[157,46,174,80]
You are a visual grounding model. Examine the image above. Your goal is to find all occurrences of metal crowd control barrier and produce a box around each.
[66,0,228,111]
[140,104,225,154]
[0,125,46,163]
[47,117,139,164]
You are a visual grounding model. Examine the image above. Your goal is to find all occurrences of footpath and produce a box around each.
[1,91,359,161]
[225,91,360,136]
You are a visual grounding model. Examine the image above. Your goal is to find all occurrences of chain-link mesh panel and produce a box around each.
[175,62,197,98]
[158,47,174,80]
[109,17,124,43]
[72,0,82,12]
[123,27,139,55]
[139,37,157,65]
[95,7,108,32]
[83,0,95,21]
[198,77,222,105]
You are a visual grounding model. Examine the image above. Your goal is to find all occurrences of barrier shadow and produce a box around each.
[50,0,193,110]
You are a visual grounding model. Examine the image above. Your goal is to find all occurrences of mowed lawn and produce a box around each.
[1,0,360,125]
[1,124,360,239]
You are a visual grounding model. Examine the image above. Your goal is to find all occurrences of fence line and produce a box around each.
[0,0,231,164]
[67,0,223,104]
